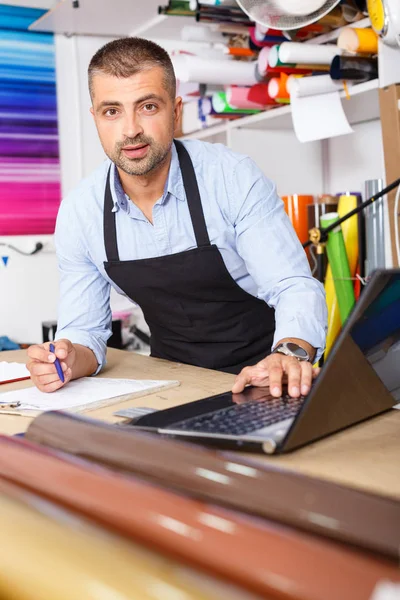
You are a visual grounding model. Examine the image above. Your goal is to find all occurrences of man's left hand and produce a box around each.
[232,353,320,397]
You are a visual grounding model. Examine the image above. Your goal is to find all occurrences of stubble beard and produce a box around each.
[109,133,173,177]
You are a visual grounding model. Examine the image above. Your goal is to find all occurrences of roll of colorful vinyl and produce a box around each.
[321,211,355,326]
[25,410,400,560]
[248,26,285,47]
[268,73,290,101]
[307,198,338,230]
[324,194,359,355]
[225,86,268,110]
[279,42,340,65]
[289,74,352,98]
[282,195,314,245]
[0,481,250,600]
[247,82,276,105]
[212,91,260,114]
[364,179,385,276]
[337,27,378,54]
[330,55,378,81]
[1,437,400,600]
[257,47,312,77]
[172,55,257,86]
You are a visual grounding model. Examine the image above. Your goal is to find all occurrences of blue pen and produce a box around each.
[49,343,65,383]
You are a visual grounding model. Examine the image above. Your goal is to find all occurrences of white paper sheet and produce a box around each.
[0,377,179,413]
[291,86,353,143]
[0,362,30,384]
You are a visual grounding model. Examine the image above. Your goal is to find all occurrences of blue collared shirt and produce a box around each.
[55,139,327,370]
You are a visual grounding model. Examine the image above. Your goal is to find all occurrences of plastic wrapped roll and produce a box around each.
[282,195,314,245]
[325,193,362,354]
[247,82,276,105]
[337,27,378,54]
[330,55,378,81]
[289,74,352,97]
[279,42,340,65]
[226,85,269,109]
[172,55,257,86]
[321,212,355,327]
[257,46,312,76]
[268,73,290,100]
[364,179,385,276]
[212,91,261,113]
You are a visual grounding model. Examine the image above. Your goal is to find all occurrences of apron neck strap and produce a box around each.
[174,139,210,248]
[103,140,210,262]
[103,166,119,262]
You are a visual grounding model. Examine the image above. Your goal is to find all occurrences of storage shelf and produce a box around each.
[30,0,162,36]
[182,79,379,140]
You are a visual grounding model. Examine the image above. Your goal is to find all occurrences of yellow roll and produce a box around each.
[337,27,378,54]
[325,194,358,356]
[0,490,258,600]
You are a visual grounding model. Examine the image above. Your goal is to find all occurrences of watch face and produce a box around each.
[286,342,308,358]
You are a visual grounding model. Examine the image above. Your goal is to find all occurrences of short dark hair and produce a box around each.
[88,37,176,100]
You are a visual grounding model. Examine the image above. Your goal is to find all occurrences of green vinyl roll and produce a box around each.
[211,91,261,114]
[320,212,355,325]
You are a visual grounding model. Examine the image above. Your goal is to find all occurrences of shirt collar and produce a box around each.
[109,141,186,212]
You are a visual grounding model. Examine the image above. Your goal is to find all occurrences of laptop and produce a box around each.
[128,269,400,454]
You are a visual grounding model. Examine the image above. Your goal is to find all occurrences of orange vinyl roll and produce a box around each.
[282,194,314,245]
[268,72,289,100]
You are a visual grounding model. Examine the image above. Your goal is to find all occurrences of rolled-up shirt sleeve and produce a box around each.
[54,193,112,373]
[231,157,327,360]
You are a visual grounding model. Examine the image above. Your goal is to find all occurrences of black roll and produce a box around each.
[330,55,378,82]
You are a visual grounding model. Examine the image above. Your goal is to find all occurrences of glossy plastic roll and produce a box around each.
[257,46,312,77]
[247,82,276,105]
[0,481,246,600]
[364,179,385,276]
[172,54,257,86]
[321,212,355,326]
[268,73,290,100]
[25,410,400,560]
[324,194,359,353]
[212,91,260,114]
[289,74,351,97]
[282,195,314,245]
[330,55,378,81]
[337,27,378,54]
[226,85,268,109]
[279,42,340,65]
[1,436,400,600]
[248,26,285,47]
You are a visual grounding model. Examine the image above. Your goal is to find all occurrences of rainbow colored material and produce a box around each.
[0,4,61,235]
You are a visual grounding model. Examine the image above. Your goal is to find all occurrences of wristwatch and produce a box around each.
[272,342,311,362]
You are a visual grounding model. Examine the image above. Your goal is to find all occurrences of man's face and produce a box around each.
[90,67,181,176]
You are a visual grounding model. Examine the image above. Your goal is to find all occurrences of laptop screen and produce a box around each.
[349,272,400,402]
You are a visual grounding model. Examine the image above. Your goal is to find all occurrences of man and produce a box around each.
[27,37,327,397]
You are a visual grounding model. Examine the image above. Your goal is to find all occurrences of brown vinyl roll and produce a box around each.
[0,479,261,600]
[2,435,400,600]
[25,412,400,560]
[307,196,338,231]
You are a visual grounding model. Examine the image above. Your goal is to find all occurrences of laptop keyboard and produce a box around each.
[168,395,305,437]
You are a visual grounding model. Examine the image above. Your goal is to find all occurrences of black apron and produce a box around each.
[103,140,275,374]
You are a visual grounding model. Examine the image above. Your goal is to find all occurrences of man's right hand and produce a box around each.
[27,339,76,393]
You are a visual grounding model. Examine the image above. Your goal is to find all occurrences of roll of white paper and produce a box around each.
[172,55,257,86]
[289,74,351,98]
[279,42,340,65]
